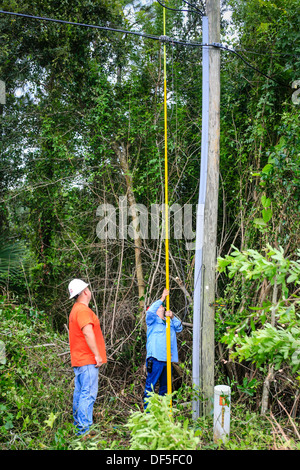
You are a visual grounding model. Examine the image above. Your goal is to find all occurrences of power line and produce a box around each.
[218,44,291,89]
[156,0,204,16]
[181,0,204,15]
[235,48,300,59]
[0,9,213,47]
[155,2,293,89]
[0,9,159,41]
[156,0,191,14]
[0,8,222,50]
[0,9,292,89]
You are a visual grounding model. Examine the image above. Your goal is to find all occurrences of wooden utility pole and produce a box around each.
[192,0,220,419]
[202,0,221,415]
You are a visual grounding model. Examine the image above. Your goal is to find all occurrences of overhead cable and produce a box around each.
[0,9,159,41]
[0,9,292,89]
[181,0,205,15]
[217,44,291,89]
[156,0,204,16]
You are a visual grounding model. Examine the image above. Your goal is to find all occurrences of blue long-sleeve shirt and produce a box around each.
[146,299,183,363]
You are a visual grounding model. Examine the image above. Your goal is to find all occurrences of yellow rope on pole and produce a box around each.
[163,7,172,405]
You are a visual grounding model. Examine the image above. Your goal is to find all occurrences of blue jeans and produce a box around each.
[143,357,172,409]
[73,364,99,435]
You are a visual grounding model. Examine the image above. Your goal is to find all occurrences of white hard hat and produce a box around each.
[68,279,89,299]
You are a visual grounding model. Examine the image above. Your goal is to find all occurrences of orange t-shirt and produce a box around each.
[69,302,107,367]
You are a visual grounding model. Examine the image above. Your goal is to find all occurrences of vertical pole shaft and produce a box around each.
[201,0,220,416]
[192,15,209,421]
[163,8,172,402]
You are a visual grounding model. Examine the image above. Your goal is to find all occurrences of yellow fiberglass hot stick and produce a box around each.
[163,6,172,405]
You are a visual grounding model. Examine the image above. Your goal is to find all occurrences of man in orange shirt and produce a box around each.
[68,279,107,436]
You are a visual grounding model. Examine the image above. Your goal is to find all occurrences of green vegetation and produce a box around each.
[1,295,299,450]
[127,392,201,450]
[0,0,299,451]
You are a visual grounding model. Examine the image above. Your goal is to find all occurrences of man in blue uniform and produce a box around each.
[144,288,183,408]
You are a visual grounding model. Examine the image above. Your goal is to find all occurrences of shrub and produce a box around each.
[126,392,201,450]
[0,296,73,449]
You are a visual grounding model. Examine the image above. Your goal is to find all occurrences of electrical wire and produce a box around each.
[156,0,204,16]
[156,0,190,14]
[155,2,295,89]
[218,44,291,89]
[0,9,212,47]
[181,0,204,15]
[234,47,300,58]
[0,8,208,47]
[0,9,293,89]
[0,9,159,41]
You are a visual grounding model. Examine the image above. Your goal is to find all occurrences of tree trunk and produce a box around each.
[261,279,278,415]
[114,142,145,312]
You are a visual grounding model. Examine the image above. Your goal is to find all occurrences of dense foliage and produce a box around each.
[0,0,299,450]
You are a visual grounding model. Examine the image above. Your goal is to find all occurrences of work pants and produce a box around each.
[73,364,99,435]
[143,357,172,409]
